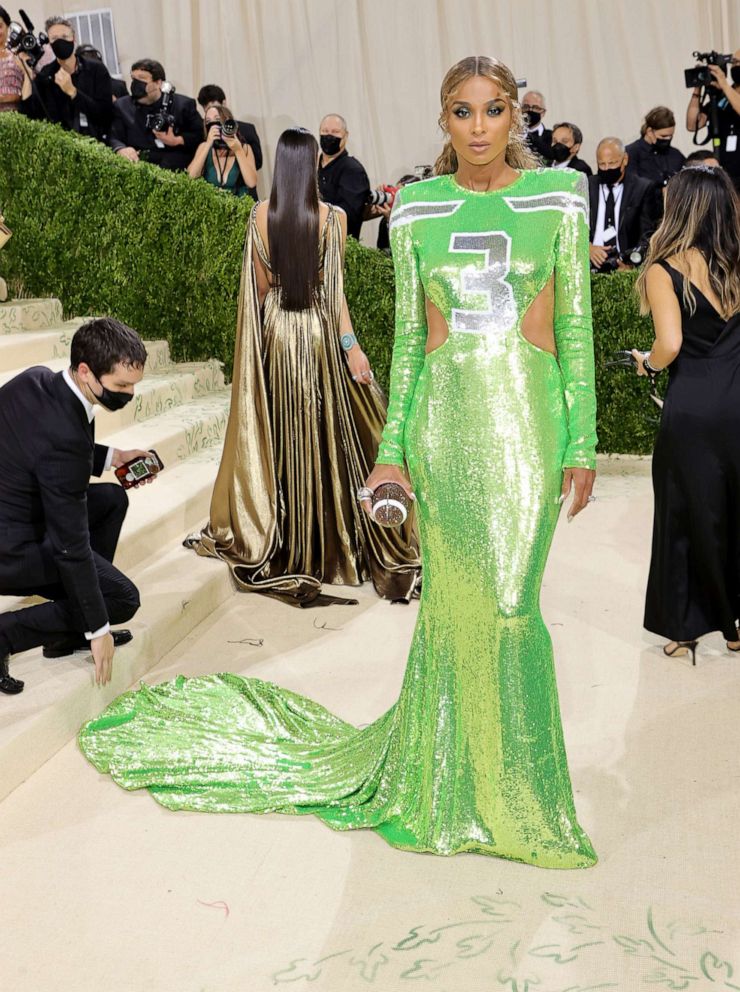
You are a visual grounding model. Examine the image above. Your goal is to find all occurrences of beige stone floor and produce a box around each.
[2,459,740,992]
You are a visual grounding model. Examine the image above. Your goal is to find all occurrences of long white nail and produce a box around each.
[558,494,566,504]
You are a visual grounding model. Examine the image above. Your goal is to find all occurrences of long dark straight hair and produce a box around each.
[268,129,321,311]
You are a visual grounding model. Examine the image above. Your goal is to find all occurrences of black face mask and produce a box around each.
[654,137,672,154]
[130,79,149,101]
[92,375,134,412]
[525,110,542,127]
[550,142,572,163]
[51,38,75,60]
[598,166,623,186]
[320,134,342,156]
[731,66,740,86]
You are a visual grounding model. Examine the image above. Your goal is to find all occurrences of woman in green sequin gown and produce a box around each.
[79,57,598,869]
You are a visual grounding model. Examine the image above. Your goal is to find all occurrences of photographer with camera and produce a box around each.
[197,84,262,174]
[588,137,655,273]
[373,168,434,252]
[109,59,202,171]
[14,15,112,141]
[686,49,740,190]
[0,7,23,113]
[187,103,257,198]
[318,113,371,240]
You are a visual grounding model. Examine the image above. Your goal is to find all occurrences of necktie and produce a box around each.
[604,186,617,247]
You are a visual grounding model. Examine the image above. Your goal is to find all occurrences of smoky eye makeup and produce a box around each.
[451,99,507,118]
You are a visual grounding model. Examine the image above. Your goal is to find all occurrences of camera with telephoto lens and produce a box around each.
[145,81,177,133]
[684,51,733,89]
[7,9,48,68]
[207,117,237,149]
[367,185,401,208]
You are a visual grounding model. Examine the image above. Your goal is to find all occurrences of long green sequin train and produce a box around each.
[80,168,598,869]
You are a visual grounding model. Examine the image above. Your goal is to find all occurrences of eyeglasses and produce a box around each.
[522,104,546,113]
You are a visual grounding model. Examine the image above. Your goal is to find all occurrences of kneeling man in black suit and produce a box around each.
[0,317,154,694]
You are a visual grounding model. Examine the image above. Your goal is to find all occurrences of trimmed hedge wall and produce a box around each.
[0,114,660,453]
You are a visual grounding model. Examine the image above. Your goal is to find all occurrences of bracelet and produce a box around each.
[340,332,358,351]
[643,352,664,375]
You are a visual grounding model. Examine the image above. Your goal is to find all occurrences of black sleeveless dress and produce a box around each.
[644,260,740,642]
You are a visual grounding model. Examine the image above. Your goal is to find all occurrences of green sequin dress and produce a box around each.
[79,168,598,869]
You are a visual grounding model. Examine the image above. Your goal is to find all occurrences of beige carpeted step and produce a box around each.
[0,328,171,374]
[101,389,231,471]
[0,298,64,333]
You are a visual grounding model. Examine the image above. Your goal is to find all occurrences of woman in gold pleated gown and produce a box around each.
[189,128,420,605]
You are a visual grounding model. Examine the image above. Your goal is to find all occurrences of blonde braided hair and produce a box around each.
[434,56,539,175]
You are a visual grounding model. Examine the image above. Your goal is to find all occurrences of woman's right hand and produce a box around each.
[360,463,415,516]
[205,123,218,147]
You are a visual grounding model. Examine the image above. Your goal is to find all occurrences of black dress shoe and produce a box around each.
[0,653,24,694]
[43,629,134,659]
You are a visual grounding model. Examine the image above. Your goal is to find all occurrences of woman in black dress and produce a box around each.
[632,166,740,664]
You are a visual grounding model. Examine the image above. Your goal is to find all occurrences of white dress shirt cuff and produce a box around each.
[86,623,111,640]
[104,447,115,472]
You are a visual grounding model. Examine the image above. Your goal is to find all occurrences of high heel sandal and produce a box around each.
[663,640,699,666]
[727,643,740,653]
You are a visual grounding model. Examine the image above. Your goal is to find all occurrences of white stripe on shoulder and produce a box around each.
[503,191,588,220]
[390,200,465,231]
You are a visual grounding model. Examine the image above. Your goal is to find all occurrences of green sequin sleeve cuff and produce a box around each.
[554,173,598,471]
[376,193,428,467]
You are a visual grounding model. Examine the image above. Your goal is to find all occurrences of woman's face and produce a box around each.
[0,20,8,48]
[646,125,675,144]
[444,74,512,169]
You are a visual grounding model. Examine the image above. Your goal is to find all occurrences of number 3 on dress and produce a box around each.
[449,231,516,336]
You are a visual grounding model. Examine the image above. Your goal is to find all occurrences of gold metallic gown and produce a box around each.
[190,204,420,604]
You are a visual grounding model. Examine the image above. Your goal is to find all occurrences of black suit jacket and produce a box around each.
[236,120,262,171]
[526,126,553,163]
[587,173,655,253]
[0,368,110,631]
[109,93,203,170]
[21,56,113,142]
[567,155,593,176]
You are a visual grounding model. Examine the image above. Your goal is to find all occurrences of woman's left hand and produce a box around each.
[631,349,649,376]
[224,133,240,151]
[346,346,374,386]
[561,467,596,523]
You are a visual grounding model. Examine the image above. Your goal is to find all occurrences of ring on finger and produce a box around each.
[587,495,597,503]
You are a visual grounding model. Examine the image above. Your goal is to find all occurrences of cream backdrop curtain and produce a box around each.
[24,0,740,239]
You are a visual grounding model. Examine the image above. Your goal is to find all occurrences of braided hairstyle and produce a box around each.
[434,55,539,176]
